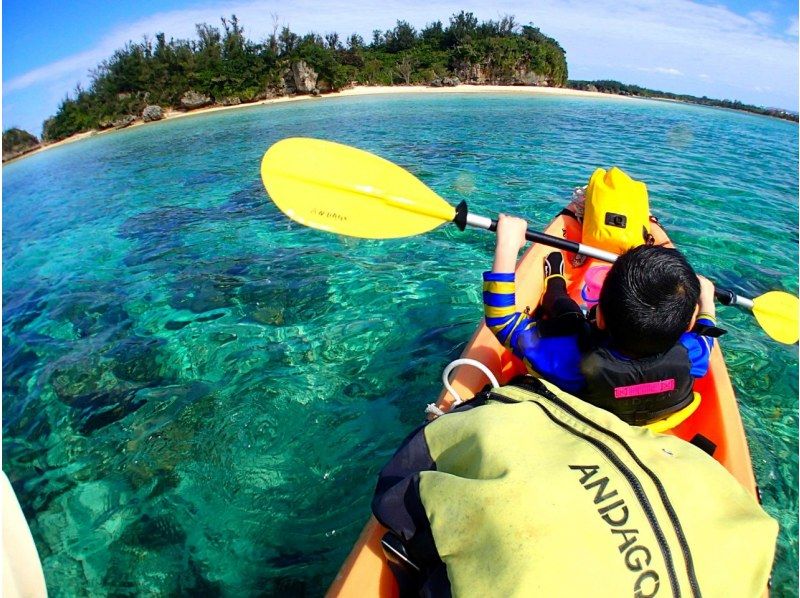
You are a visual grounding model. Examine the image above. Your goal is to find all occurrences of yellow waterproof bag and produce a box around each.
[583,167,652,254]
[374,377,778,597]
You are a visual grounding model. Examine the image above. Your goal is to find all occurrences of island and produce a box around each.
[3,11,795,163]
[34,12,567,144]
[568,80,798,123]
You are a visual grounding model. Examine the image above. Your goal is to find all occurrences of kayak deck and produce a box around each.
[327,212,758,597]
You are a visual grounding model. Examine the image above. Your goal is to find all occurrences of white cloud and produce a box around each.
[5,48,109,93]
[5,2,260,94]
[787,16,799,36]
[747,11,774,28]
[526,0,797,107]
[638,67,684,76]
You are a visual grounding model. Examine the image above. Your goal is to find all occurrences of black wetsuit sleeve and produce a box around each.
[371,423,441,566]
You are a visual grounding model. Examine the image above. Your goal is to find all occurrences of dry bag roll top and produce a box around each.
[583,167,652,254]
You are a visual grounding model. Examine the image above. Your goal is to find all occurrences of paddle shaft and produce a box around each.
[714,289,754,309]
[462,209,755,311]
[463,212,620,262]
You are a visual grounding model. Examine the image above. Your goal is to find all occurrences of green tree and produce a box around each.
[421,21,444,48]
[279,27,299,55]
[444,11,478,48]
[347,33,364,50]
[385,21,417,53]
[3,127,39,158]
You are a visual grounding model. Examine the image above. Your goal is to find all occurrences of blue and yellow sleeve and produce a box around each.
[482,271,534,351]
[482,271,586,394]
[680,315,716,377]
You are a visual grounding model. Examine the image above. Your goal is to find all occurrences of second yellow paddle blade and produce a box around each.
[752,291,799,345]
[261,138,456,239]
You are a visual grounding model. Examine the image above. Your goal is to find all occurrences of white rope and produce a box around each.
[425,359,501,417]
[443,359,500,405]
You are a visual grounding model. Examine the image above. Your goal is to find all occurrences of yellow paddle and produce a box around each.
[260,137,799,345]
[260,137,455,239]
[715,290,799,345]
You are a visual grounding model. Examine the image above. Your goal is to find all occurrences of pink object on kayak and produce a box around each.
[581,265,611,308]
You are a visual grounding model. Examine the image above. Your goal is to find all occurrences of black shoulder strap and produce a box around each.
[558,207,579,221]
[689,434,717,456]
[691,322,727,338]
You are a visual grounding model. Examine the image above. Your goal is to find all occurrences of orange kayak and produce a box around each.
[327,211,759,597]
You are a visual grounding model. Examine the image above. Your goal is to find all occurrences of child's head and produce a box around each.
[598,245,700,357]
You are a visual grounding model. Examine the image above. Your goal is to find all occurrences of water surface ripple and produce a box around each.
[3,94,798,596]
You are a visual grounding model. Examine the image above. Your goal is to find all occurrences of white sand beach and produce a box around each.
[6,85,634,163]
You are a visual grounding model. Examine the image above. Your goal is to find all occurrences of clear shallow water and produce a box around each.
[3,94,797,595]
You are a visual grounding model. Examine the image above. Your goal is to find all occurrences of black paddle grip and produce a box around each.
[454,200,468,231]
[487,218,583,254]
[714,288,737,306]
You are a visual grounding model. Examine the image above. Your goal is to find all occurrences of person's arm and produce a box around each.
[681,275,717,377]
[483,215,530,348]
[482,217,586,392]
[697,275,716,323]
[492,214,528,273]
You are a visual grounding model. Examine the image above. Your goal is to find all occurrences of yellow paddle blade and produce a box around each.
[752,291,799,345]
[260,138,456,239]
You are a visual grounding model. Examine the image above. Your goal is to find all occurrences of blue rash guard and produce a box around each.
[483,271,716,396]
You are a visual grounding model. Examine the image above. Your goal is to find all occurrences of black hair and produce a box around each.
[598,245,700,357]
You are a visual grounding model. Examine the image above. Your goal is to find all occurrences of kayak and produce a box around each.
[2,471,47,597]
[326,209,760,597]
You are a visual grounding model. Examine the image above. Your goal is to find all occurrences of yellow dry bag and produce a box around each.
[583,167,652,254]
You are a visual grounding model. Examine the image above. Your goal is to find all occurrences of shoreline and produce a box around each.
[3,85,633,165]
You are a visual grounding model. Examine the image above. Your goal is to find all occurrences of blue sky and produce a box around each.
[3,0,798,135]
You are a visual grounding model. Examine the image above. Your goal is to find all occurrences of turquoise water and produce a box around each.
[3,94,797,595]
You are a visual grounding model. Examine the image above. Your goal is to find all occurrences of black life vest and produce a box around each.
[579,343,695,426]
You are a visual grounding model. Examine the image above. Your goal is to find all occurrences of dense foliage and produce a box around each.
[42,12,568,141]
[2,127,40,160]
[569,80,799,123]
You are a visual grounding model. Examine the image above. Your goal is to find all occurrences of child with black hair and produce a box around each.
[483,214,718,425]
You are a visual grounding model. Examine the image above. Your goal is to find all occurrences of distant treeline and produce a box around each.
[40,12,568,141]
[568,79,799,123]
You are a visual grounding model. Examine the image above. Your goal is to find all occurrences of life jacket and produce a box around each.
[580,343,695,426]
[582,167,653,254]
